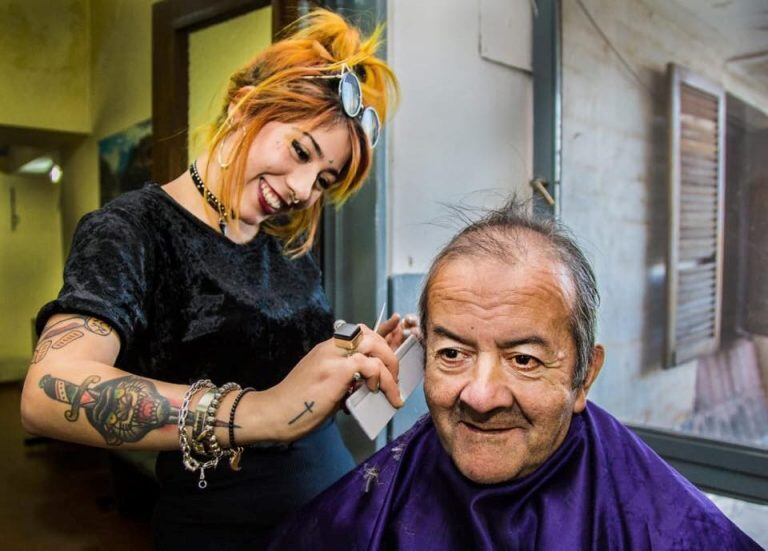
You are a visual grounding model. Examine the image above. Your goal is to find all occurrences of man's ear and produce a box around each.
[227,85,256,123]
[572,344,605,414]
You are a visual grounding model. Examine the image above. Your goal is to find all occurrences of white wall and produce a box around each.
[561,0,767,426]
[387,0,533,276]
[383,0,534,438]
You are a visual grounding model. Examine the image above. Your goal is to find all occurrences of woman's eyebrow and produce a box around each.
[299,130,324,158]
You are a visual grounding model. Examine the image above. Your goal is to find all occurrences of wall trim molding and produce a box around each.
[629,423,768,504]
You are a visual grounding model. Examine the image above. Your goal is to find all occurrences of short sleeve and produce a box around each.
[36,207,154,353]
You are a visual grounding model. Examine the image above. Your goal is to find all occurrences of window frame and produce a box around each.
[628,423,768,504]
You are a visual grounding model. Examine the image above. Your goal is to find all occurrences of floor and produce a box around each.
[0,383,153,550]
[2,381,766,549]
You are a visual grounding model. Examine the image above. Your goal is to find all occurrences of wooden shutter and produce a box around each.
[667,64,726,366]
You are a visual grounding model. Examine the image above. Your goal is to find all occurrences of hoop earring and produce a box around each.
[217,127,245,170]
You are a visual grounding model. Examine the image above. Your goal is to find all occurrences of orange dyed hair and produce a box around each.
[204,9,398,257]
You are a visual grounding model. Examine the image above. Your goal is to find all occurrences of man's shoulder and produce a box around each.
[581,401,704,496]
[267,416,437,549]
[582,402,758,548]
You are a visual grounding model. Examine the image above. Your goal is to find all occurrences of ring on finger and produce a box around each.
[333,321,363,352]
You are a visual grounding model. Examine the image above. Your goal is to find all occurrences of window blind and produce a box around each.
[667,64,726,366]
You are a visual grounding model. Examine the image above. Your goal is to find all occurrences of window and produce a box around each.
[666,63,726,366]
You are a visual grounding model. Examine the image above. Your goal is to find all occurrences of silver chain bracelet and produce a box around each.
[178,379,219,489]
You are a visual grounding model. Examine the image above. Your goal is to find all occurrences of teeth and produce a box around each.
[260,180,282,210]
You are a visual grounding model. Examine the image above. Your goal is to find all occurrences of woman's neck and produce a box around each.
[161,152,260,244]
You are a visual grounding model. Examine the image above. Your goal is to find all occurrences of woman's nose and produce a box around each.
[287,169,318,203]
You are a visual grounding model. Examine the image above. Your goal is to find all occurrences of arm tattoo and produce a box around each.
[38,374,235,446]
[32,315,113,364]
[288,401,315,425]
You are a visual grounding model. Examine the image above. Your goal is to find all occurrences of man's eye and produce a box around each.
[437,348,465,362]
[292,140,310,162]
[511,354,540,370]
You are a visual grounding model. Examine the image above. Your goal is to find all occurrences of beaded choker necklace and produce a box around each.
[189,161,229,235]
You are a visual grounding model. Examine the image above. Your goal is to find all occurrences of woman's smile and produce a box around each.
[258,177,288,214]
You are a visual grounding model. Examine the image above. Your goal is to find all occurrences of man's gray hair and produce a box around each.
[417,199,600,388]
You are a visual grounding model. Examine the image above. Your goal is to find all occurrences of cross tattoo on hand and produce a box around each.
[288,401,315,425]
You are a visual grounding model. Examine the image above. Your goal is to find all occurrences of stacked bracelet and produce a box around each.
[228,387,255,450]
[193,382,241,456]
[178,379,244,489]
[226,387,255,471]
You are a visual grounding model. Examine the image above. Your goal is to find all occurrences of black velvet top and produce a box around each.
[37,183,334,388]
[36,184,355,533]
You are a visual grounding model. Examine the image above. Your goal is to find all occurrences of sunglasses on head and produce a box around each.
[307,65,381,148]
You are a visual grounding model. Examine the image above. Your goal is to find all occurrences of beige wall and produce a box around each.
[0,174,63,381]
[188,6,272,157]
[0,0,91,133]
[61,0,155,255]
[63,1,273,249]
[0,0,154,380]
[0,0,275,381]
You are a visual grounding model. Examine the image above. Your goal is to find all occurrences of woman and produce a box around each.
[21,9,405,549]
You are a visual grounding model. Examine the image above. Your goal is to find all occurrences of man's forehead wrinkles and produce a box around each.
[432,288,563,314]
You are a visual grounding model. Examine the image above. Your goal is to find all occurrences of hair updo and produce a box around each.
[204,9,399,257]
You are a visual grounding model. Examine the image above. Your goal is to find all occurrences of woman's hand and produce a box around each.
[262,324,404,442]
[376,313,420,351]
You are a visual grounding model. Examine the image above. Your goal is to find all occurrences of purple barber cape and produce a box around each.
[268,402,760,550]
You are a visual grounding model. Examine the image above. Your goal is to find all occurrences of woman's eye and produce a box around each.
[316,176,331,190]
[292,140,310,162]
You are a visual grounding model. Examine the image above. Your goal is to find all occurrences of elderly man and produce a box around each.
[269,203,758,550]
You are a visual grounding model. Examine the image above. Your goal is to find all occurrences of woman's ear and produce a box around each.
[227,85,257,123]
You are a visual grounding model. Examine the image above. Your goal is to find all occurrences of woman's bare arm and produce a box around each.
[20,313,285,450]
[21,313,403,451]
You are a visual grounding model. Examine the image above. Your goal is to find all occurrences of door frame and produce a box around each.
[151,0,302,184]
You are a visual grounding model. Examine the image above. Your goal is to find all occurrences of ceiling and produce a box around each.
[672,0,768,89]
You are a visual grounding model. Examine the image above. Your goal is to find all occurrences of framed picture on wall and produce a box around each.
[98,119,152,205]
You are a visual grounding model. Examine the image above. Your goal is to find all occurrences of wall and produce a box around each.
[62,1,273,251]
[61,0,155,255]
[188,6,272,157]
[387,0,533,277]
[0,0,92,380]
[385,0,534,437]
[0,174,63,381]
[560,0,768,426]
[0,0,90,133]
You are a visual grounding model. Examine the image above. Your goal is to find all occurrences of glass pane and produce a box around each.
[560,0,768,449]
[706,494,768,547]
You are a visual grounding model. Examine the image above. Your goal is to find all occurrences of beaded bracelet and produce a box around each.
[197,382,241,457]
[228,387,256,449]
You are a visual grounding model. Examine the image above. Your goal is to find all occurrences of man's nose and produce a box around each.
[458,354,515,414]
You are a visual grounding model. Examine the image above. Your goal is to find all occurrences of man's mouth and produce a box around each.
[258,178,286,214]
[459,421,517,434]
